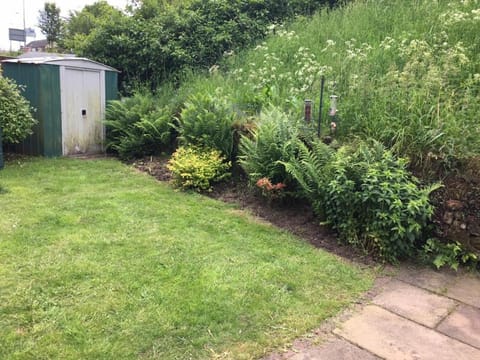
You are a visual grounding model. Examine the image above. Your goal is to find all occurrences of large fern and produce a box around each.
[280,140,334,215]
[173,92,237,160]
[105,92,174,159]
[238,106,301,186]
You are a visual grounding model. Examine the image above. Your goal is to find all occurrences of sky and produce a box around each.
[0,0,129,51]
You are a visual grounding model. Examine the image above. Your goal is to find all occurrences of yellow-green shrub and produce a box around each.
[167,146,231,192]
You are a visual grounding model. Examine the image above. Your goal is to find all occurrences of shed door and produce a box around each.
[61,67,104,155]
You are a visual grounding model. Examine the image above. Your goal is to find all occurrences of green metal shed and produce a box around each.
[1,56,118,157]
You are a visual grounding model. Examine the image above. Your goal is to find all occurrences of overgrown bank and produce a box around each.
[105,0,479,268]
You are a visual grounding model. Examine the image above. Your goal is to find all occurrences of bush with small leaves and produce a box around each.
[284,139,441,263]
[167,146,231,192]
[324,141,441,262]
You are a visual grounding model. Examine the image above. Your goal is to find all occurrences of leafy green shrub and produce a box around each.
[238,106,301,188]
[421,238,478,271]
[105,92,174,159]
[325,141,440,262]
[167,146,231,192]
[285,139,440,262]
[174,92,237,160]
[0,75,37,144]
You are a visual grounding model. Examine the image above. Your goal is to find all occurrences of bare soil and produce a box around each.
[430,157,480,255]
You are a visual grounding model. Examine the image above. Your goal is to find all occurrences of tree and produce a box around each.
[38,2,63,48]
[60,1,123,52]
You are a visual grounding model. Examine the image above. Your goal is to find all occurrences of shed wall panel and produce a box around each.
[39,64,62,156]
[105,71,118,102]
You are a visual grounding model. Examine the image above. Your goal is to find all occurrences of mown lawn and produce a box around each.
[0,158,372,359]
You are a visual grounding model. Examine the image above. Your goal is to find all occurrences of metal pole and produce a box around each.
[23,0,26,48]
[317,76,325,137]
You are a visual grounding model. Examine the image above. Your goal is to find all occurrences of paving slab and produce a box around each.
[334,305,480,360]
[396,266,456,294]
[372,279,457,328]
[289,339,380,360]
[445,275,480,308]
[437,304,480,349]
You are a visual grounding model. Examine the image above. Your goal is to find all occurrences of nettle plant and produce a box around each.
[284,139,440,263]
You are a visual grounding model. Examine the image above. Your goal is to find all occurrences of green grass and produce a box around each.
[0,158,372,359]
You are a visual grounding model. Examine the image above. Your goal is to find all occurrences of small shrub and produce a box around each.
[255,177,287,201]
[238,106,301,188]
[167,146,231,192]
[174,92,237,160]
[421,238,478,271]
[0,75,37,144]
[105,92,174,159]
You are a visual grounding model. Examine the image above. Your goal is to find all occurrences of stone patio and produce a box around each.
[264,265,480,360]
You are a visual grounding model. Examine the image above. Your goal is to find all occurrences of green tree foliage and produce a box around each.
[60,1,123,52]
[63,0,340,91]
[38,2,64,48]
[0,75,37,144]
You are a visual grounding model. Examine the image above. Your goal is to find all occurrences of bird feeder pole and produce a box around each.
[317,76,325,137]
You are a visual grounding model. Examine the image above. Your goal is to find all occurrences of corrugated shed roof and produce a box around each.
[2,56,119,72]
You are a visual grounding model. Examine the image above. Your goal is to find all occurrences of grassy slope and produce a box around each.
[169,0,479,166]
[0,158,372,359]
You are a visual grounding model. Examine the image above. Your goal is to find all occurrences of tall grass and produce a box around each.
[164,0,479,171]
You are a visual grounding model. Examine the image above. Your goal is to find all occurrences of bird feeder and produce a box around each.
[329,95,338,116]
[329,95,338,134]
[304,99,313,122]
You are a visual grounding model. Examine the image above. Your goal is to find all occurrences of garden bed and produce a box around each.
[132,156,376,265]
[132,155,480,261]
